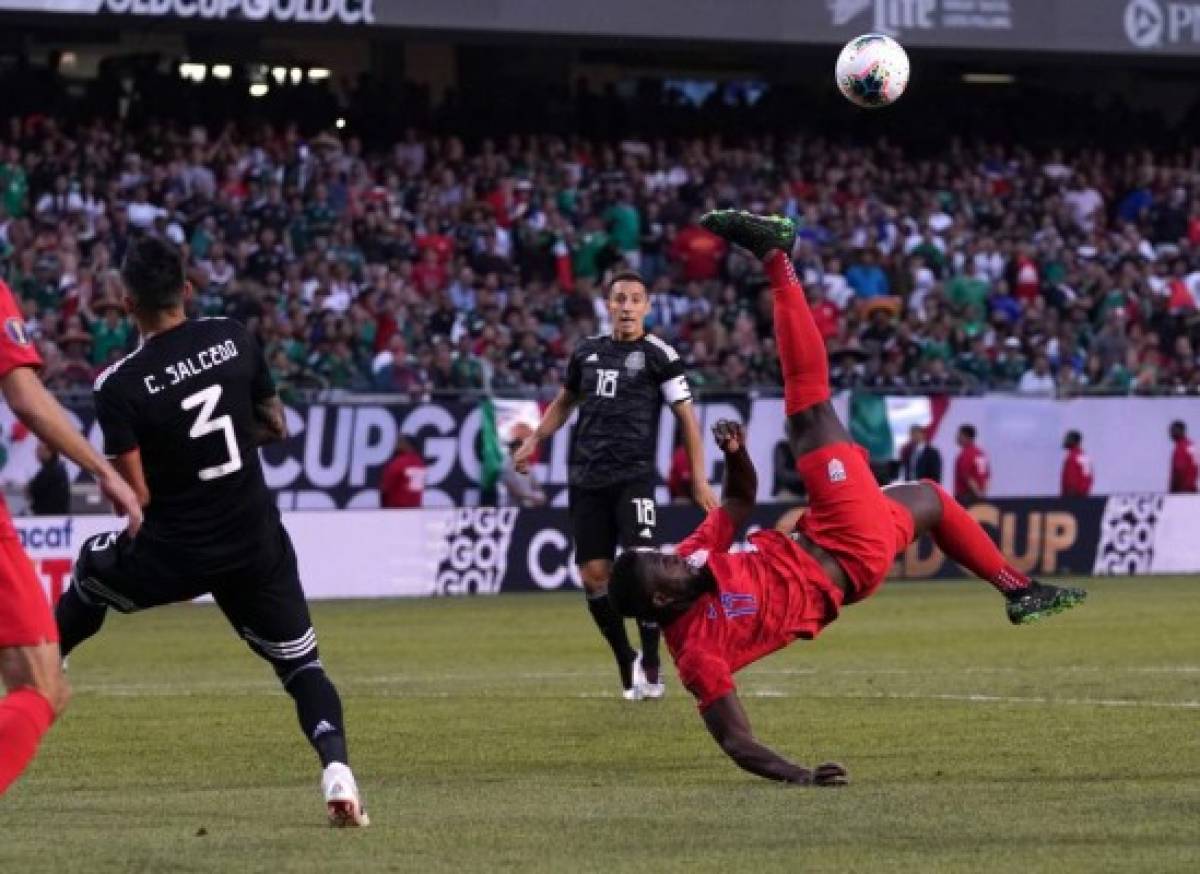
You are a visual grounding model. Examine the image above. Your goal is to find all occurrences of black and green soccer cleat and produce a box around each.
[1005,581,1088,625]
[699,210,796,260]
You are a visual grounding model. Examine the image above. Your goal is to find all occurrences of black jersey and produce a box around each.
[93,317,279,572]
[565,333,691,489]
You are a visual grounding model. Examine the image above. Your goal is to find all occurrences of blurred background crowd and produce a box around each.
[3,60,1200,402]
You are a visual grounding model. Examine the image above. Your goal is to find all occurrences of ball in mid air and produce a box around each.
[835,33,910,109]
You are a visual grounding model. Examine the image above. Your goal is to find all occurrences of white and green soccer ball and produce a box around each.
[835,33,910,109]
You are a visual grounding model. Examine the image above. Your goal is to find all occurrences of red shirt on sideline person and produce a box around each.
[953,424,989,502]
[380,437,426,508]
[1060,430,1094,497]
[667,444,692,502]
[1168,420,1198,493]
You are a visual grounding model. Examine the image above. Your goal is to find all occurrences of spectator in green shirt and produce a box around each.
[305,184,337,240]
[603,188,641,268]
[571,216,613,281]
[89,300,131,366]
[946,274,990,313]
[0,147,28,219]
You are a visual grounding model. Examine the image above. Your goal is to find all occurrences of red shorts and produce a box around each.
[0,536,58,647]
[795,443,914,604]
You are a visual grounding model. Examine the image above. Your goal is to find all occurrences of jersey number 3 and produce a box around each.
[181,385,243,481]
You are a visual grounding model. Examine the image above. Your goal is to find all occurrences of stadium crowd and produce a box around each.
[2,64,1200,400]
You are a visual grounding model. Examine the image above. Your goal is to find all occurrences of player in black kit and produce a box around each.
[515,270,717,699]
[52,237,368,827]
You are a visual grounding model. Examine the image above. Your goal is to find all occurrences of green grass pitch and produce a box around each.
[3,577,1199,873]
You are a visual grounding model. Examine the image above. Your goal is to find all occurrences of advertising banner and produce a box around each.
[14,494,1195,607]
[2,0,1199,57]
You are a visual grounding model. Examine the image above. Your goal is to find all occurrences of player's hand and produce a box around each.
[791,761,849,787]
[513,435,539,474]
[711,419,746,455]
[692,479,719,512]
[812,761,849,787]
[99,469,143,537]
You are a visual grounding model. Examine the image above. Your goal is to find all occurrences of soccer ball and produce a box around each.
[835,34,910,109]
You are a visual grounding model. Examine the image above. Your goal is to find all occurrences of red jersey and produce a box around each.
[416,233,454,263]
[380,451,426,508]
[811,299,840,341]
[1061,447,1094,497]
[666,445,691,502]
[1170,437,1198,493]
[0,280,41,538]
[663,508,842,711]
[669,225,727,282]
[954,444,990,501]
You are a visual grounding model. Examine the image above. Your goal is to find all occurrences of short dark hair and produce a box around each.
[605,269,648,297]
[1065,430,1082,448]
[1170,420,1186,436]
[959,424,977,441]
[121,235,185,312]
[608,551,652,619]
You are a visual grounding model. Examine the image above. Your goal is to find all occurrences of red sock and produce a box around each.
[0,687,55,796]
[765,251,830,415]
[925,481,1030,593]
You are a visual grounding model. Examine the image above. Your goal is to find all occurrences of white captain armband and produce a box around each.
[660,374,692,405]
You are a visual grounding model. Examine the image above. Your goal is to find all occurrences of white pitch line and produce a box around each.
[739,690,1200,710]
[74,678,1200,711]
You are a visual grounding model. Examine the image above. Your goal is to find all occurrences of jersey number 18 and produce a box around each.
[181,384,243,481]
[596,369,619,398]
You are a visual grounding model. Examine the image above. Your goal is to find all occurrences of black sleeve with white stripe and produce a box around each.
[645,334,692,406]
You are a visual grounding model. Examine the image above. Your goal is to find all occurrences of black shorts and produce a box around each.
[72,524,317,671]
[570,480,659,565]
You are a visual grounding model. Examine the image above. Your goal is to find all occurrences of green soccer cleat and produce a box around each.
[699,210,796,260]
[1005,581,1088,625]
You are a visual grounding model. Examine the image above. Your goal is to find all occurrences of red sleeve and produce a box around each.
[379,458,401,504]
[675,646,735,712]
[0,280,41,378]
[667,448,690,498]
[953,453,968,495]
[676,507,736,559]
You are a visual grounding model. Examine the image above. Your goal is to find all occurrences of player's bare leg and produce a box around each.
[703,209,1085,624]
[0,642,69,795]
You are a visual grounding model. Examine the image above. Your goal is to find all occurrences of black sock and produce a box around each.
[637,620,661,681]
[54,583,108,658]
[283,664,348,768]
[586,591,637,689]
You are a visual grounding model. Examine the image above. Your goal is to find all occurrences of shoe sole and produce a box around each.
[1010,592,1087,625]
[327,800,370,828]
[701,211,795,249]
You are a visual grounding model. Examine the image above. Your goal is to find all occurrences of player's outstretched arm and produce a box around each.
[672,401,719,511]
[514,387,578,473]
[712,420,756,529]
[251,395,288,446]
[0,366,143,534]
[702,692,847,786]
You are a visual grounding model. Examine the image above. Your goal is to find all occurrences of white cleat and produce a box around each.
[640,668,666,700]
[322,762,370,828]
[621,652,646,701]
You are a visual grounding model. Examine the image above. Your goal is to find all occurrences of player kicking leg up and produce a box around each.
[0,276,143,797]
[702,210,1086,622]
[606,211,1085,785]
[50,236,366,825]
